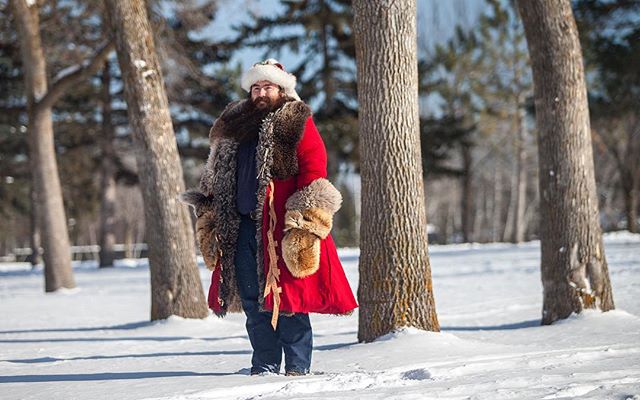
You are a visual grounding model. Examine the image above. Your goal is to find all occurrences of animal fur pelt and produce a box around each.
[281,178,342,278]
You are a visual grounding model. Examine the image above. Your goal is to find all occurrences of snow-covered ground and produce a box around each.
[1,232,639,400]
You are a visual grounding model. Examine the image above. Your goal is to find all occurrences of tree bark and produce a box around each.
[98,60,117,268]
[354,0,439,343]
[516,0,615,324]
[104,0,208,320]
[11,0,75,291]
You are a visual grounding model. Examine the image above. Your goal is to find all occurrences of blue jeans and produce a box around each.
[234,213,312,374]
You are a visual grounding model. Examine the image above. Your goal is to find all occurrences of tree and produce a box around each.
[420,27,482,243]
[104,0,208,320]
[574,0,640,233]
[477,0,533,244]
[354,0,439,342]
[10,0,112,291]
[516,0,615,324]
[98,59,117,267]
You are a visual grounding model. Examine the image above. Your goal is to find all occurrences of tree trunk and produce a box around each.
[461,144,473,243]
[511,102,527,243]
[11,0,75,291]
[620,128,639,233]
[354,0,439,343]
[622,175,638,234]
[492,167,503,242]
[516,0,615,324]
[98,60,117,268]
[27,184,41,267]
[104,0,207,320]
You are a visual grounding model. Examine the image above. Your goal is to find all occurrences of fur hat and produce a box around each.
[241,59,301,101]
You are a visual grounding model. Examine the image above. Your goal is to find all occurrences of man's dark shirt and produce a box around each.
[236,137,259,215]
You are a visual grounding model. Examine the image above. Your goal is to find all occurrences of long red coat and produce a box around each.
[202,100,357,317]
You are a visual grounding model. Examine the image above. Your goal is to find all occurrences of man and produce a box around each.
[181,59,357,376]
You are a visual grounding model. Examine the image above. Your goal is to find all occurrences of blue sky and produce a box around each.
[208,0,487,71]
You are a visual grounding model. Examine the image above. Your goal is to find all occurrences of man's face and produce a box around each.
[250,80,283,109]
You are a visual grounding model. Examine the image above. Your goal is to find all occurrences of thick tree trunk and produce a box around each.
[11,0,75,291]
[99,60,117,268]
[354,0,439,343]
[104,0,207,320]
[516,0,614,324]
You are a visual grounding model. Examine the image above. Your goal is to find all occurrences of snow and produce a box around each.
[1,232,639,400]
[134,60,147,69]
[53,65,81,82]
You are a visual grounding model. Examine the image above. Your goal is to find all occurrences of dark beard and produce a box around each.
[235,96,289,142]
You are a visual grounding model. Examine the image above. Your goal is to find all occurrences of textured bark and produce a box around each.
[98,60,117,268]
[354,0,439,343]
[104,0,207,320]
[11,0,75,291]
[516,0,614,324]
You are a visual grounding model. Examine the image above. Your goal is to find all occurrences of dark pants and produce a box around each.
[234,213,313,374]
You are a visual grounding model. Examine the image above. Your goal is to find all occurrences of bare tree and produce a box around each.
[10,0,113,291]
[354,0,439,342]
[516,0,615,324]
[98,59,117,267]
[104,0,207,320]
[592,117,640,234]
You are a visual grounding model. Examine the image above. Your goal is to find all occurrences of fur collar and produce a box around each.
[209,97,312,179]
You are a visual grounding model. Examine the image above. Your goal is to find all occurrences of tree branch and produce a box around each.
[36,41,115,111]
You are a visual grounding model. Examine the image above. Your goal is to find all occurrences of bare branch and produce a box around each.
[36,41,114,111]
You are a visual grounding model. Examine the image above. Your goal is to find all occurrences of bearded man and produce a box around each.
[181,59,357,376]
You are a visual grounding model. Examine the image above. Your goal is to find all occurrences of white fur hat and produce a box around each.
[241,59,301,101]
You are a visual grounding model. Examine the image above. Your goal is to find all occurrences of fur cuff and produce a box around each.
[281,178,341,278]
[285,178,342,214]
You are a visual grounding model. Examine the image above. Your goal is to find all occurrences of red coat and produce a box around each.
[202,101,357,317]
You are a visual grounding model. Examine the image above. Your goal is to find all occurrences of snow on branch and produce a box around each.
[36,41,115,111]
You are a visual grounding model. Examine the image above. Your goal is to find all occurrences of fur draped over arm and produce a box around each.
[282,178,342,278]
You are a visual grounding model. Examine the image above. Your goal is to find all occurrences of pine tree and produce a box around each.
[574,0,640,233]
[420,27,482,243]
